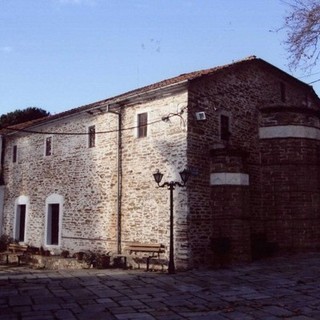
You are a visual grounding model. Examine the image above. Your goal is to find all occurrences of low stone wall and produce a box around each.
[26,255,88,270]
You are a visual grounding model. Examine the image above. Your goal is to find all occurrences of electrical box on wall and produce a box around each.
[195,111,206,121]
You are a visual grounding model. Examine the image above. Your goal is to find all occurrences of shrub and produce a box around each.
[61,250,69,258]
[82,251,96,267]
[94,253,110,269]
[0,234,15,252]
[76,251,111,268]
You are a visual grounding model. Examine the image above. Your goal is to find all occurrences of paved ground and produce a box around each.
[1,253,320,319]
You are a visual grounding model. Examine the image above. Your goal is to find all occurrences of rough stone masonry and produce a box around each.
[1,56,320,269]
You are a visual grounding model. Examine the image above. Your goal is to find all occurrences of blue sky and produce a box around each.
[1,0,318,115]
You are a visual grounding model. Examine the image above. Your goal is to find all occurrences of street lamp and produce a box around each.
[153,168,191,274]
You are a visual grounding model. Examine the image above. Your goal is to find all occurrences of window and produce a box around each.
[45,136,52,156]
[14,196,29,243]
[137,112,148,138]
[15,205,26,242]
[47,204,60,245]
[12,145,17,163]
[88,125,96,148]
[45,194,63,247]
[305,93,310,107]
[280,82,286,102]
[220,115,230,141]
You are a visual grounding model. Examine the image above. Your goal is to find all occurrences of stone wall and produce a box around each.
[119,89,189,269]
[2,59,320,270]
[258,106,320,252]
[2,110,119,253]
[0,185,4,236]
[186,62,320,267]
[1,88,190,268]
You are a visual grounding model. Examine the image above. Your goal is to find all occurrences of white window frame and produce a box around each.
[45,194,63,248]
[137,112,148,138]
[14,195,29,243]
[134,109,151,139]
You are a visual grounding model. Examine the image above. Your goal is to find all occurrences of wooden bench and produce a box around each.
[0,243,29,265]
[126,243,165,271]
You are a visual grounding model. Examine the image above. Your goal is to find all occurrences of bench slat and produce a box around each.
[125,243,166,271]
[7,244,28,253]
[128,243,164,248]
[128,247,164,253]
[0,244,29,265]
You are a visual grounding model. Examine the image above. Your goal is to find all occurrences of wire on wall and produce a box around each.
[3,110,186,136]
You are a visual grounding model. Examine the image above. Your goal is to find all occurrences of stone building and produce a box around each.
[1,56,320,269]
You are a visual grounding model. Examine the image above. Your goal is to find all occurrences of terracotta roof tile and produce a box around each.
[2,55,317,134]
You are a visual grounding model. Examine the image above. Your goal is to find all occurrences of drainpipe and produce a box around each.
[0,135,5,235]
[107,108,122,254]
[0,135,5,185]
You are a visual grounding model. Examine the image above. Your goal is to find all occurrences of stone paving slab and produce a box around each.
[1,252,320,319]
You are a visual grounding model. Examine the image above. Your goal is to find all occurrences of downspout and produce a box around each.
[0,135,5,235]
[0,135,4,185]
[0,135,4,186]
[107,108,122,254]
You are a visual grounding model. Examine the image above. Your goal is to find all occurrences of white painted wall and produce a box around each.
[210,173,249,186]
[259,125,320,140]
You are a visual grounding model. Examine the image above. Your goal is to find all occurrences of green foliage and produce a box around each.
[0,107,50,129]
[74,251,110,268]
[94,253,110,269]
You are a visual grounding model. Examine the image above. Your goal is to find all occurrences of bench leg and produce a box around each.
[146,257,150,271]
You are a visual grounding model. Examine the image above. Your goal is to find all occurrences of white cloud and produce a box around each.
[0,46,13,53]
[57,0,96,5]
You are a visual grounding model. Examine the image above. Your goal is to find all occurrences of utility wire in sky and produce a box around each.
[308,78,320,84]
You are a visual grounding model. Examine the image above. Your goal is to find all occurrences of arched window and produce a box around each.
[14,196,29,243]
[45,194,63,247]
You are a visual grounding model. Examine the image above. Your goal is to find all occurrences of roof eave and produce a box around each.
[2,79,189,135]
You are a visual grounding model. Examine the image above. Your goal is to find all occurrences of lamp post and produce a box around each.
[153,168,190,274]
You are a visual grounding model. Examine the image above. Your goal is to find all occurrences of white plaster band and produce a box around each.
[259,125,320,140]
[210,173,249,186]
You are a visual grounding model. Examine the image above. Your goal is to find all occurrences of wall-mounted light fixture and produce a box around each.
[195,111,206,121]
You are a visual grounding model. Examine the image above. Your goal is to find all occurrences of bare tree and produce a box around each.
[283,0,320,70]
